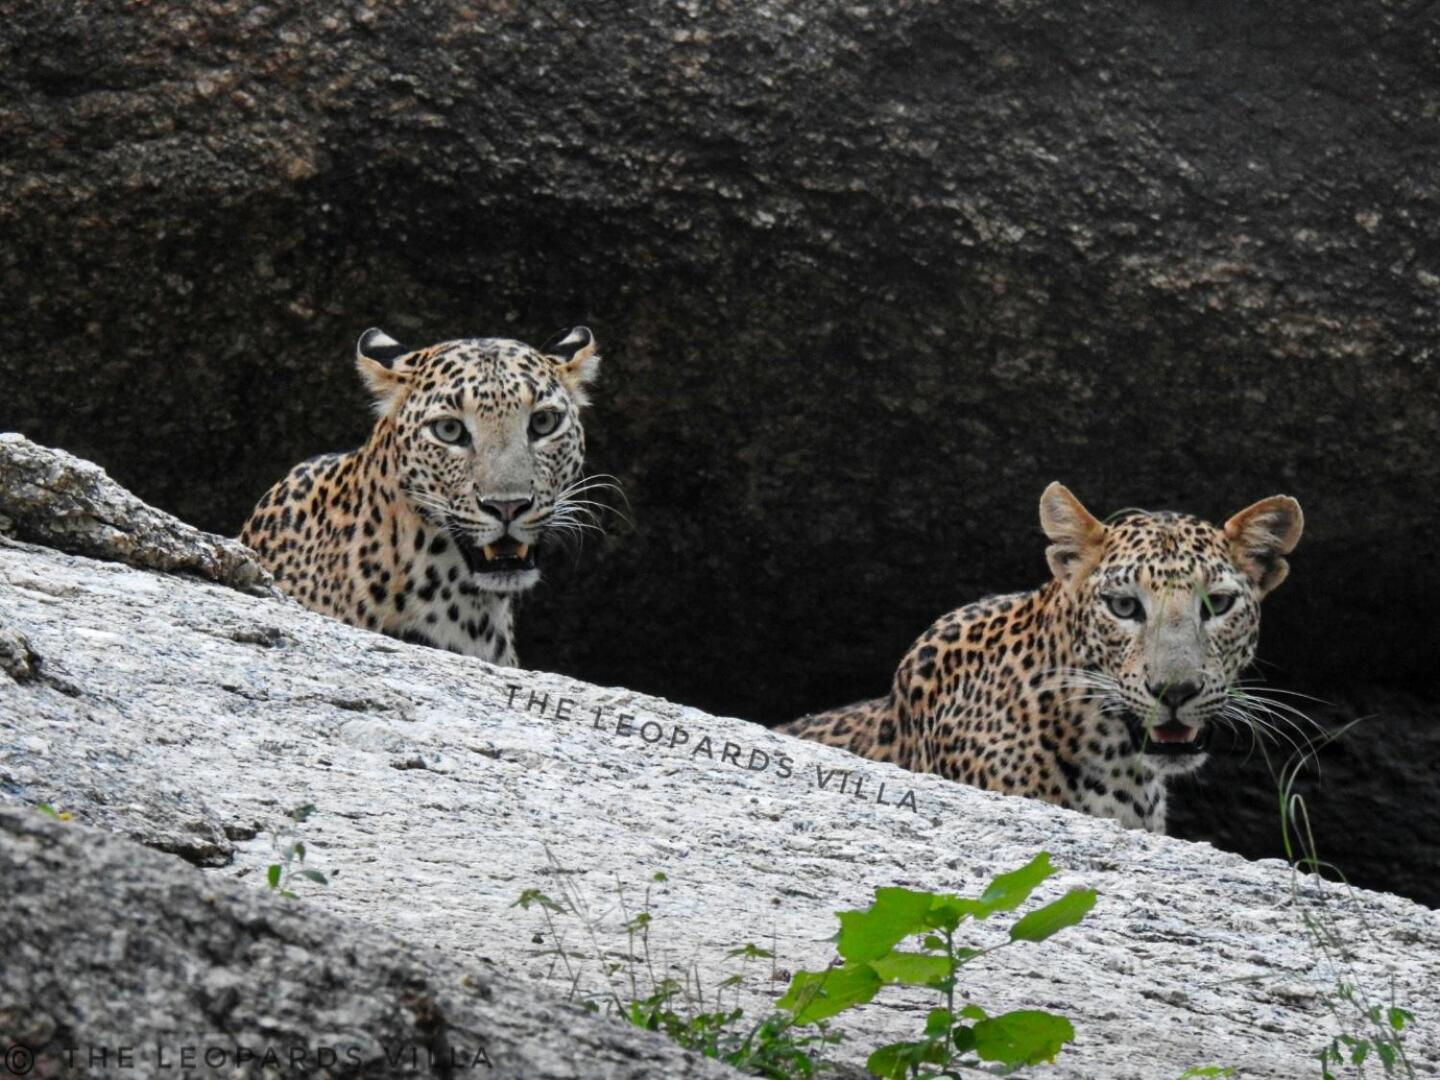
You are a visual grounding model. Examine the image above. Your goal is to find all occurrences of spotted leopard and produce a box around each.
[240,326,602,665]
[783,483,1303,832]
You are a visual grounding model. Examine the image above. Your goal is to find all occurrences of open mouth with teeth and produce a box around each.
[452,533,537,576]
[1145,720,1209,755]
[1119,711,1209,755]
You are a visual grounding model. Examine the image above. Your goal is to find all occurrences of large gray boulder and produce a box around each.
[2,447,1437,1079]
[0,808,744,1079]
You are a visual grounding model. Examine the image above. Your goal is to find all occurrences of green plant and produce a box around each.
[777,852,1095,1078]
[1277,734,1416,1079]
[1179,1067,1237,1079]
[266,802,328,899]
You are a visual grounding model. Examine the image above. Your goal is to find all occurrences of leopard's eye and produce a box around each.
[1201,592,1237,619]
[529,409,563,439]
[1104,594,1144,621]
[430,418,469,445]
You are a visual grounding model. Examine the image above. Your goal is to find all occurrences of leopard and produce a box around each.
[782,482,1304,833]
[240,325,603,666]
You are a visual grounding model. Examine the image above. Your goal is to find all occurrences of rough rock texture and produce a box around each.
[0,433,274,596]
[3,474,1438,1078]
[0,807,743,1080]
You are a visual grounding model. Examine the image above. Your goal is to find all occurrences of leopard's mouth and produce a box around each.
[452,532,538,577]
[1145,720,1209,756]
[1120,712,1210,756]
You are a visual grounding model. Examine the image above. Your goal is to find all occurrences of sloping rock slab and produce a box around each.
[0,432,273,596]
[3,536,1437,1079]
[0,807,741,1079]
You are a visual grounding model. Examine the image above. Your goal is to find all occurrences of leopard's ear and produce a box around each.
[355,328,414,414]
[1039,481,1105,586]
[541,326,601,406]
[1224,495,1303,596]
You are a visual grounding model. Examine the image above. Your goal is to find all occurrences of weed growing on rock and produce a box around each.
[514,854,840,1078]
[1278,737,1417,1079]
[266,802,328,900]
[778,851,1094,1077]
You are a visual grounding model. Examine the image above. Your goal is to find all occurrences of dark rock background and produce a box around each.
[1,2,1436,901]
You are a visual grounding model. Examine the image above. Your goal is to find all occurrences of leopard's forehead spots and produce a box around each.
[1094,511,1234,588]
[404,339,567,415]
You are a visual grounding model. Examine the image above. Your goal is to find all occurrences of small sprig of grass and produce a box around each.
[266,802,328,900]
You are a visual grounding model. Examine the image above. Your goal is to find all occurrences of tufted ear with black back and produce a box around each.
[355,328,414,415]
[1224,496,1304,596]
[541,326,601,406]
[1039,481,1106,587]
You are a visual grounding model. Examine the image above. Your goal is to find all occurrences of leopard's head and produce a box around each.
[1040,482,1303,772]
[356,326,601,593]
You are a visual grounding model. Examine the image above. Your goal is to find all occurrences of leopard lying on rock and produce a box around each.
[783,483,1303,833]
[241,326,603,666]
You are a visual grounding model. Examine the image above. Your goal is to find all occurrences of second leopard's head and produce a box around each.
[356,326,601,593]
[1039,481,1303,771]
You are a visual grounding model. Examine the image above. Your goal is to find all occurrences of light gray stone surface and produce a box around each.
[1,450,1437,1078]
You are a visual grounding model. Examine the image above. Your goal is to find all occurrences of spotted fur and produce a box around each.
[240,327,602,666]
[783,483,1303,833]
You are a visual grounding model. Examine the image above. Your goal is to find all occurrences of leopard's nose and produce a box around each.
[1149,681,1201,711]
[479,497,533,524]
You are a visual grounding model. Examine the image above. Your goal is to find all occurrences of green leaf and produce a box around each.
[726,943,773,960]
[959,1004,988,1022]
[924,1008,952,1037]
[1009,888,1098,943]
[300,869,328,885]
[37,803,58,819]
[510,888,565,913]
[293,841,306,862]
[869,951,953,987]
[836,887,936,963]
[778,965,882,1024]
[1375,1043,1397,1069]
[266,864,281,889]
[952,1024,976,1054]
[1350,1042,1370,1066]
[921,934,946,951]
[976,852,1057,917]
[653,871,668,882]
[1389,1006,1414,1031]
[972,1009,1075,1066]
[865,1039,946,1079]
[924,895,988,932]
[1179,1068,1238,1079]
